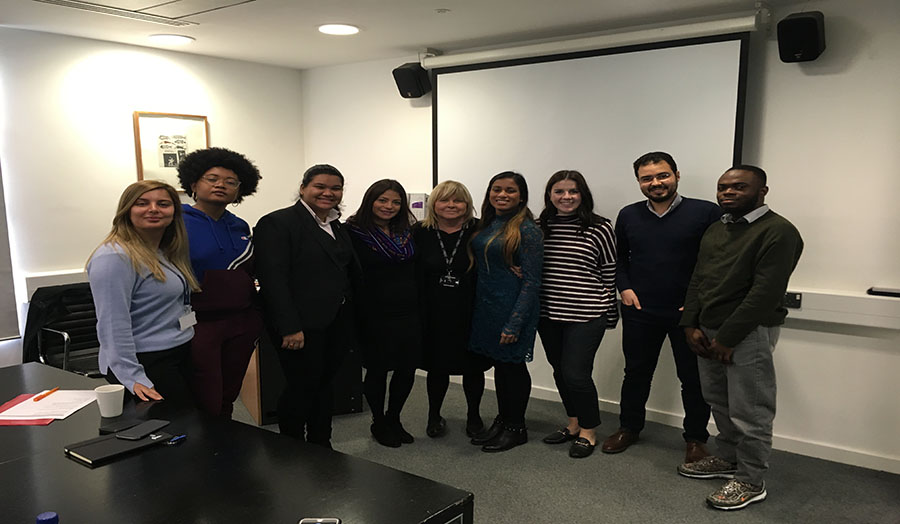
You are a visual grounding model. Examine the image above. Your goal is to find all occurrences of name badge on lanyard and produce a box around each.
[179,307,197,331]
[165,258,196,331]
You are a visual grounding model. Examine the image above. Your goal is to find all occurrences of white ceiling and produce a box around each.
[0,0,796,69]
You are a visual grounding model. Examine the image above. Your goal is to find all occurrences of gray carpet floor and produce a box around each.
[233,377,899,524]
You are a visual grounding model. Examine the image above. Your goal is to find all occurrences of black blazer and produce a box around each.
[254,201,359,340]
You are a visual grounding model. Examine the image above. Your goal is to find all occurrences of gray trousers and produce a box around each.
[699,325,779,486]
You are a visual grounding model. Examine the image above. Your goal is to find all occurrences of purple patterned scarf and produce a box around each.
[348,224,415,262]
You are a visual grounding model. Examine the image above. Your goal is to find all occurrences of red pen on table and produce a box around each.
[33,387,59,402]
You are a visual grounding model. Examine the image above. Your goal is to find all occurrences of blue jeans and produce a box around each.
[699,325,779,486]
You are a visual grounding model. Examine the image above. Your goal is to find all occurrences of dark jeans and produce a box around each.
[106,342,192,404]
[619,305,710,442]
[276,303,352,445]
[538,316,607,429]
[492,361,531,428]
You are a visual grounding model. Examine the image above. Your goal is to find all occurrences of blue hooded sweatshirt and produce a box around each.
[182,204,257,314]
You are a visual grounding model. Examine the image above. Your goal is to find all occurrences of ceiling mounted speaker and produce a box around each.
[777,11,826,63]
[392,63,432,98]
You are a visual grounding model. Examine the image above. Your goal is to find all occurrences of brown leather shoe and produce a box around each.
[601,429,639,454]
[685,441,710,464]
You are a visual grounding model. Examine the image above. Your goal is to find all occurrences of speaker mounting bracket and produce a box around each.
[755,1,773,35]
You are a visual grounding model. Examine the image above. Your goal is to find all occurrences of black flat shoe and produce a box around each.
[426,417,447,438]
[470,416,504,445]
[465,417,485,438]
[542,427,579,445]
[370,422,401,448]
[569,436,595,458]
[482,427,528,453]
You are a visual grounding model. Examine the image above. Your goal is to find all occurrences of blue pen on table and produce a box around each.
[166,434,187,446]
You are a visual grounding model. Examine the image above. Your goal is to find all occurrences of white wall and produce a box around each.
[300,55,433,215]
[0,28,305,365]
[298,0,900,473]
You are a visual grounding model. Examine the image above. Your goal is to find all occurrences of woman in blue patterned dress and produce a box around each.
[468,172,543,452]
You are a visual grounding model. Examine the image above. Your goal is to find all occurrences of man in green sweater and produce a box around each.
[678,165,803,511]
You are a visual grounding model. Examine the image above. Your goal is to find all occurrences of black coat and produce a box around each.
[254,202,360,342]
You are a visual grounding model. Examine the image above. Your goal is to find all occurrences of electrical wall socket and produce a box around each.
[784,292,802,309]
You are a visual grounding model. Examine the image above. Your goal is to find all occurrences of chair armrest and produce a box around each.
[39,327,72,370]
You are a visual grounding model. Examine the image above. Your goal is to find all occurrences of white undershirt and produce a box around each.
[299,199,340,239]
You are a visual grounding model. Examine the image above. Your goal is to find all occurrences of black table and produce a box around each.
[0,363,473,523]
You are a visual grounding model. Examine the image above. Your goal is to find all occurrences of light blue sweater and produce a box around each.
[87,243,193,392]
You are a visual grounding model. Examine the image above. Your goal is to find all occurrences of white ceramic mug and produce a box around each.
[95,384,125,418]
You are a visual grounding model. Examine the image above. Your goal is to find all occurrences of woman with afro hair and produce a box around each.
[177,147,263,418]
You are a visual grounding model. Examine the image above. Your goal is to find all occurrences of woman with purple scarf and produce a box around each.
[347,179,422,448]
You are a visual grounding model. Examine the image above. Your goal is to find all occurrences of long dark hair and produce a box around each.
[539,170,605,237]
[347,179,416,233]
[471,171,534,267]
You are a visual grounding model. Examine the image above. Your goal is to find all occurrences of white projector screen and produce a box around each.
[434,34,748,220]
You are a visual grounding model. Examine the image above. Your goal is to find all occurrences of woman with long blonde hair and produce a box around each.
[468,171,543,452]
[87,180,199,402]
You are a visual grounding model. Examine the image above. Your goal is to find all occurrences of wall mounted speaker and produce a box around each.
[777,11,826,63]
[392,63,432,98]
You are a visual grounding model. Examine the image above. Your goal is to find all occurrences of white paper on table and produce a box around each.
[0,390,97,420]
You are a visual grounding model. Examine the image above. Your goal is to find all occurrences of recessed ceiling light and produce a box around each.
[148,34,195,45]
[318,24,360,36]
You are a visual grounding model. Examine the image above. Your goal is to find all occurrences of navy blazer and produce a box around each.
[254,201,360,340]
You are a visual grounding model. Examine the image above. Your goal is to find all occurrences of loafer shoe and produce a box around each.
[481,427,527,453]
[426,417,447,438]
[568,436,595,458]
[601,429,639,454]
[542,427,579,445]
[685,441,710,464]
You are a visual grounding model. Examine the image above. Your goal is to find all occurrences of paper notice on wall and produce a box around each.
[157,134,189,168]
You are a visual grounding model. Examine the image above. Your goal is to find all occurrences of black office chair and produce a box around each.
[23,282,103,378]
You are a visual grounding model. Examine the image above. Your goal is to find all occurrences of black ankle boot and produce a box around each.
[470,415,503,445]
[386,414,414,444]
[481,425,528,453]
[370,420,401,448]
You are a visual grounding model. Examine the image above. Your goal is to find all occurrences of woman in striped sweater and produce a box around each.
[538,170,618,458]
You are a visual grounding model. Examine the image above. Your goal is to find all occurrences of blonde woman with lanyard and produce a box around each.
[87,180,200,402]
[412,181,491,438]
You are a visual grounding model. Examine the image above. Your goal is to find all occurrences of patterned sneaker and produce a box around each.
[706,479,767,510]
[677,456,737,479]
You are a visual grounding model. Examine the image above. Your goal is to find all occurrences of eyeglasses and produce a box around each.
[201,174,241,188]
[638,172,672,184]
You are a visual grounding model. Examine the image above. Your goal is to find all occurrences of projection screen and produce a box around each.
[433,34,749,219]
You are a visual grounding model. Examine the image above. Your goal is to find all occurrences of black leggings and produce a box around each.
[364,367,416,422]
[426,371,485,422]
[492,361,531,428]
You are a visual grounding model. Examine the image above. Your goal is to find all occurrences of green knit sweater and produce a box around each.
[680,210,803,348]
